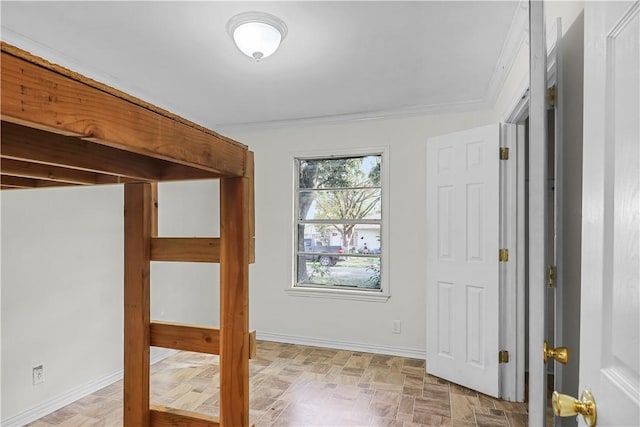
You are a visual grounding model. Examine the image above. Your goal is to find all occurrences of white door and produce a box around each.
[576,1,640,425]
[426,124,500,397]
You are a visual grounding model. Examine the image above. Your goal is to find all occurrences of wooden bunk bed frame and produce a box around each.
[1,42,255,427]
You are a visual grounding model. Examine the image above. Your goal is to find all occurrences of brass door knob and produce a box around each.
[552,390,597,427]
[543,340,570,364]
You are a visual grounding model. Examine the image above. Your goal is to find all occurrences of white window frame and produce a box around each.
[286,146,390,302]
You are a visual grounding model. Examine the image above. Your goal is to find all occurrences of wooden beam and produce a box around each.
[1,45,246,177]
[159,164,225,182]
[123,183,152,427]
[220,177,250,427]
[1,158,128,185]
[150,238,220,263]
[1,122,222,183]
[150,322,220,354]
[1,175,36,188]
[0,174,80,189]
[150,405,219,427]
[2,122,161,180]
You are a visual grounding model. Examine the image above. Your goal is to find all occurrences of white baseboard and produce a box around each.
[256,331,426,360]
[1,349,176,427]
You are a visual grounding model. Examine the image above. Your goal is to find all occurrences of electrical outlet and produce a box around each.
[392,320,401,334]
[33,364,45,385]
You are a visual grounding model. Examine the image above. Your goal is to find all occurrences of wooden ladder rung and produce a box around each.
[151,321,219,354]
[150,237,220,263]
[150,405,219,427]
[150,321,257,358]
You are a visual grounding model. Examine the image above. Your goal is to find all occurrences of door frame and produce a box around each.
[499,123,524,402]
[500,13,562,407]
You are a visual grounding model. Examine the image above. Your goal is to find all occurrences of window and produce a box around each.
[294,153,384,293]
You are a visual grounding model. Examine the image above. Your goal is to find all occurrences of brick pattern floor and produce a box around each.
[28,340,543,427]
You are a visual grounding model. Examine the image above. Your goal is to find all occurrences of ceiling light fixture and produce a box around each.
[226,12,287,62]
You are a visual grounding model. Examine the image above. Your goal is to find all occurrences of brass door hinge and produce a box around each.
[500,147,510,160]
[499,249,509,263]
[499,350,510,363]
[548,86,557,109]
[548,265,556,288]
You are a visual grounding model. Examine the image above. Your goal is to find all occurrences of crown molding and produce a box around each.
[216,98,491,133]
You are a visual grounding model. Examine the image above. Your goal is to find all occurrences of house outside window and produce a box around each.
[293,151,386,298]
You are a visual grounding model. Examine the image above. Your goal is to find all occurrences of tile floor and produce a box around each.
[28,341,540,427]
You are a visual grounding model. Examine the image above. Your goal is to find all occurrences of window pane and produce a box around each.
[296,255,381,290]
[299,188,381,220]
[297,223,381,255]
[299,156,381,189]
[295,153,383,293]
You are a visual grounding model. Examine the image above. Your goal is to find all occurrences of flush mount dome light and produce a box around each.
[226,12,287,61]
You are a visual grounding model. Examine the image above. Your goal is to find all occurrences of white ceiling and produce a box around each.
[1,1,525,132]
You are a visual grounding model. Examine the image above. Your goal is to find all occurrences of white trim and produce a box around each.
[501,39,534,401]
[285,286,389,302]
[503,79,530,124]
[288,146,391,301]
[515,123,527,403]
[218,99,489,132]
[499,123,523,402]
[502,17,561,124]
[502,55,558,124]
[1,349,176,427]
[257,331,425,360]
[546,18,560,74]
[485,0,529,107]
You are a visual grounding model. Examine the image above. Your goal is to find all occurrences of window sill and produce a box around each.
[285,286,390,303]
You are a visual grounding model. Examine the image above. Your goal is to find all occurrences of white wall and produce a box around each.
[1,180,220,423]
[226,110,496,356]
[153,180,220,328]
[1,185,124,423]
